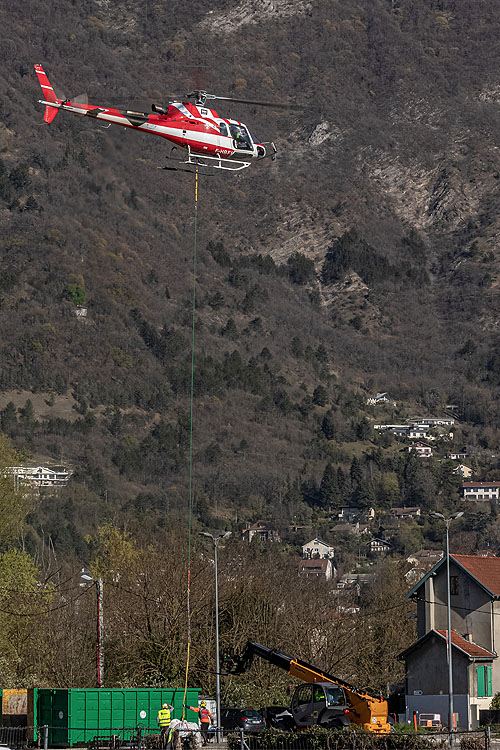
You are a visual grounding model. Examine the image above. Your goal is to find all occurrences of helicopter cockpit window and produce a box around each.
[230,123,251,149]
[219,122,229,136]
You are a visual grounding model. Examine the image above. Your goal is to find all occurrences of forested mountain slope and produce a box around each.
[1,0,500,557]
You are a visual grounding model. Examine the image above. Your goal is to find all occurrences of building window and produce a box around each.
[477,665,492,697]
[450,576,459,596]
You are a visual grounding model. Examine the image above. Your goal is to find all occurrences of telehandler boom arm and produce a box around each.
[224,640,390,734]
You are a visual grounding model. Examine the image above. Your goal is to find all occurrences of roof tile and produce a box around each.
[435,629,495,658]
[451,554,500,596]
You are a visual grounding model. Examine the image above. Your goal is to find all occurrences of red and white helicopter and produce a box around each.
[35,65,285,172]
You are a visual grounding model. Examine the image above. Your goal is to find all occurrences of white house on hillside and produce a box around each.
[366,392,395,405]
[462,482,500,502]
[302,538,335,559]
[410,417,455,426]
[7,465,72,491]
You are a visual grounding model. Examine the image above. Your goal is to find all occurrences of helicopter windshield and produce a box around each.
[230,123,252,149]
[219,122,229,136]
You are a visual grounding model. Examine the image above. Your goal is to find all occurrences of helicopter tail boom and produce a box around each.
[34,65,63,123]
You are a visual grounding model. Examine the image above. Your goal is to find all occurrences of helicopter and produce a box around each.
[34,65,287,173]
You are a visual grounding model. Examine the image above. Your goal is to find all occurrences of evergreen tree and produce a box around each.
[291,337,304,358]
[319,462,340,509]
[19,399,35,429]
[356,417,371,440]
[353,479,376,509]
[313,384,328,406]
[321,410,336,440]
[337,467,346,497]
[316,344,328,363]
[0,402,17,434]
[350,456,363,487]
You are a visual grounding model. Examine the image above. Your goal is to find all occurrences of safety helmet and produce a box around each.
[162,704,168,709]
[200,701,207,707]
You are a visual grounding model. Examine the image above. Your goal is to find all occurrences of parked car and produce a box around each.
[221,708,266,733]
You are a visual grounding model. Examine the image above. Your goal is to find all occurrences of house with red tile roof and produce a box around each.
[298,558,335,581]
[241,520,280,542]
[400,554,500,729]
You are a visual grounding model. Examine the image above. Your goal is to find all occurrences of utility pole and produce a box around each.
[199,531,232,742]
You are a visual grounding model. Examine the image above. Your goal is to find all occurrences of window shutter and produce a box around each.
[487,665,493,697]
[477,666,486,697]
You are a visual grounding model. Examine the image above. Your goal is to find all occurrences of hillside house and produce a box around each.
[405,549,444,585]
[391,507,421,519]
[390,426,411,437]
[338,572,378,588]
[476,550,497,558]
[299,558,334,581]
[462,482,500,502]
[7,465,72,491]
[448,452,468,460]
[454,465,473,479]
[367,538,391,554]
[407,442,433,457]
[302,538,335,559]
[410,417,455,426]
[337,505,360,522]
[401,554,500,728]
[242,520,280,542]
[366,392,393,405]
[407,549,444,568]
[374,424,410,437]
[337,505,375,522]
[331,521,370,536]
[408,426,430,439]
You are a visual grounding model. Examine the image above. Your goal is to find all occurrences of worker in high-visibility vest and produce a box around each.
[185,701,212,745]
[157,703,174,749]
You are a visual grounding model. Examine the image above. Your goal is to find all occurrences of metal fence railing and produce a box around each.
[0,726,37,750]
[228,728,493,750]
[28,725,224,750]
[0,725,488,750]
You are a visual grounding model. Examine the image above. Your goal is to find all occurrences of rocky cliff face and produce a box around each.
[1,0,500,525]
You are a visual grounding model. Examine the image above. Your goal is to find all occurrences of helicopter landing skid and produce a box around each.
[161,145,252,173]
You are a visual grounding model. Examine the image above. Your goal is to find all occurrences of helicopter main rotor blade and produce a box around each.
[185,91,303,109]
[210,95,299,109]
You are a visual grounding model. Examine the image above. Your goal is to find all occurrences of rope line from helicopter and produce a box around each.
[182,164,198,719]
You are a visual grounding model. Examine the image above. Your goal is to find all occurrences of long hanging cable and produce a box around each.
[182,165,198,719]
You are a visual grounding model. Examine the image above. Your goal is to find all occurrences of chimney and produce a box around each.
[463,633,473,642]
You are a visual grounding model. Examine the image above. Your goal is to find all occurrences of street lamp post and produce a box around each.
[199,531,231,742]
[81,569,104,688]
[431,512,464,732]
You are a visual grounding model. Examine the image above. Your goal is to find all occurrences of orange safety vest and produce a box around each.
[200,707,212,723]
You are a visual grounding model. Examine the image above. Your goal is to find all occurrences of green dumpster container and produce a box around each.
[34,688,200,747]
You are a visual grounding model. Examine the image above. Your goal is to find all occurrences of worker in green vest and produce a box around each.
[157,702,174,748]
